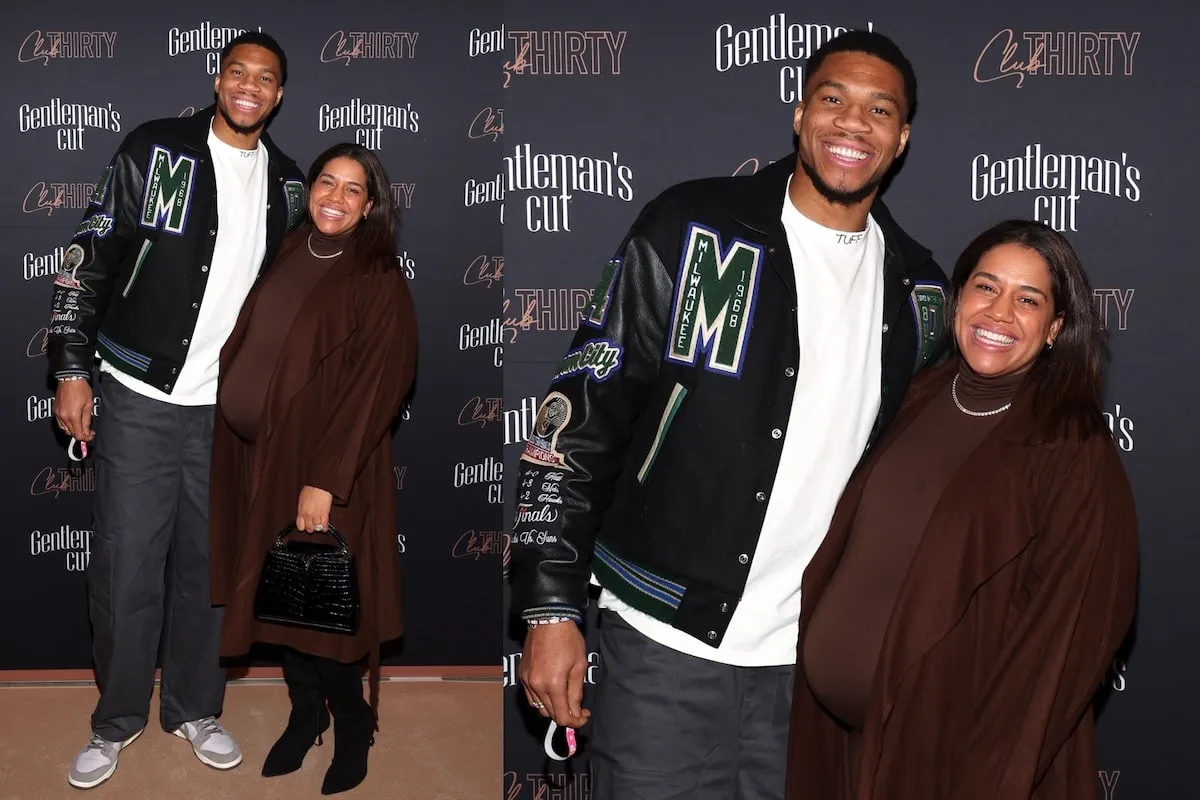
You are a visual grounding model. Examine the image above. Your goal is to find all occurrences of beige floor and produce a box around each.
[0,679,499,800]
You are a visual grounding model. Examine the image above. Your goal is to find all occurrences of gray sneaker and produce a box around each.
[68,729,143,789]
[173,717,243,769]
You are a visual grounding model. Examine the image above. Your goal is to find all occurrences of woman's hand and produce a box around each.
[296,485,334,533]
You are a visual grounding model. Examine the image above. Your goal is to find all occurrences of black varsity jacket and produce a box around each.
[47,104,306,393]
[510,154,951,647]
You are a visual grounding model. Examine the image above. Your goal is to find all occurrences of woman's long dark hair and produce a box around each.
[306,143,399,273]
[949,220,1107,439]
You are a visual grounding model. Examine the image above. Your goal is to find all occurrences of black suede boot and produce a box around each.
[262,649,332,777]
[316,657,375,795]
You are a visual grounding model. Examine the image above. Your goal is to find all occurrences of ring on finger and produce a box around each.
[314,524,324,532]
[531,701,545,709]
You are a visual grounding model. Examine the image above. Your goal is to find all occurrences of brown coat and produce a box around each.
[786,360,1138,800]
[209,231,417,694]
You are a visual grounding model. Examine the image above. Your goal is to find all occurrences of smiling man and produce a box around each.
[47,32,307,790]
[510,30,949,800]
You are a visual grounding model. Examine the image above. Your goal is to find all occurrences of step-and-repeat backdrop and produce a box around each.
[2,1,504,669]
[501,1,1198,798]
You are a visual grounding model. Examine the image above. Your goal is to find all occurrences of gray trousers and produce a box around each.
[88,374,226,741]
[590,610,794,800]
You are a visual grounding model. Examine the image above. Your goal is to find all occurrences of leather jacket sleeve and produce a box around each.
[47,135,146,381]
[510,194,679,623]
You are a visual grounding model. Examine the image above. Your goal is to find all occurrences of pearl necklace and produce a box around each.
[951,374,1012,417]
[307,232,343,259]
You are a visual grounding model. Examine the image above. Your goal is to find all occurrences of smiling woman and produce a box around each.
[208,142,418,795]
[947,219,1106,437]
[789,219,1136,800]
[954,242,1064,378]
[309,157,374,237]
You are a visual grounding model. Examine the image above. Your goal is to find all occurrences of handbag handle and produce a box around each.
[271,524,351,553]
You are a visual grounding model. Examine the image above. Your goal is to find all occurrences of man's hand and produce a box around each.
[520,621,592,727]
[54,380,95,442]
[296,485,334,533]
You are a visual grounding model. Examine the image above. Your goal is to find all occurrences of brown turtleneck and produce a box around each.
[801,359,1026,768]
[218,227,351,442]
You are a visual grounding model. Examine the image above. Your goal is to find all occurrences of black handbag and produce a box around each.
[253,524,360,635]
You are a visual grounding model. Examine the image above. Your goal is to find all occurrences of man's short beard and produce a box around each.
[798,150,881,206]
[218,103,267,136]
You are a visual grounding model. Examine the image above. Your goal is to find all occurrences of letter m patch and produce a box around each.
[664,223,763,377]
[139,145,197,235]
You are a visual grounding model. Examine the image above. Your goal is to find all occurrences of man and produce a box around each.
[512,31,949,799]
[49,32,307,790]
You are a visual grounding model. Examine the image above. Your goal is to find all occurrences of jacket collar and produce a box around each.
[181,103,290,167]
[729,152,933,270]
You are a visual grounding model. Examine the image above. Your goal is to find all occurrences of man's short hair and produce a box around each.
[806,30,917,122]
[219,31,288,86]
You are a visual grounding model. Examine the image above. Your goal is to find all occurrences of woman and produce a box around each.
[208,143,417,795]
[786,220,1137,799]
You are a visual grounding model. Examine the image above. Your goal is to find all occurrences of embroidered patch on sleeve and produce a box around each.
[90,164,113,207]
[909,283,947,367]
[53,243,87,289]
[664,223,763,377]
[520,392,575,470]
[581,257,621,329]
[551,339,623,383]
[283,180,306,228]
[75,213,114,238]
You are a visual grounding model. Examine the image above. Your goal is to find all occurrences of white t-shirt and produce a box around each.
[101,124,269,405]
[597,179,885,666]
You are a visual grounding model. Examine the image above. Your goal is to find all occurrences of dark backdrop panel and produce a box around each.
[2,1,503,669]
[501,1,1200,797]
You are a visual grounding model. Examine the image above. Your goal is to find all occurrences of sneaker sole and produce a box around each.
[67,728,144,790]
[171,729,243,770]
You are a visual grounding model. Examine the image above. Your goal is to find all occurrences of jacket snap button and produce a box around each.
[720,602,729,613]
[882,323,889,333]
[903,277,911,286]
[201,265,209,272]
[182,338,189,346]
[738,553,749,564]
[784,367,795,377]
[755,491,766,502]
[209,229,216,236]
[771,428,782,439]
[707,631,717,641]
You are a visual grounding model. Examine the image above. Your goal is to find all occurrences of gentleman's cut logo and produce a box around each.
[665,223,762,376]
[910,283,946,369]
[139,145,196,235]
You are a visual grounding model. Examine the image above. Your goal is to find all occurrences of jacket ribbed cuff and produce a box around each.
[522,604,584,625]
